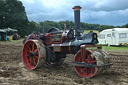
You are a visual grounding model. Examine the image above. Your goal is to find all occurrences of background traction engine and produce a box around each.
[22,6,113,78]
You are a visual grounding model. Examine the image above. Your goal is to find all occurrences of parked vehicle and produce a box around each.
[98,28,128,46]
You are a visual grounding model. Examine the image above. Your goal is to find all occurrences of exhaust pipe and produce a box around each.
[72,6,82,39]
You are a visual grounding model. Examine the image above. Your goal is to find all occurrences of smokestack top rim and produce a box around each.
[72,6,82,10]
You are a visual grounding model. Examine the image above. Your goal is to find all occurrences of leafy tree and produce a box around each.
[0,0,29,37]
[122,23,128,28]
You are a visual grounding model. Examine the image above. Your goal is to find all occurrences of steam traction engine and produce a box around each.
[22,6,113,78]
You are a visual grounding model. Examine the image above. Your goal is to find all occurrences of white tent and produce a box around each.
[0,28,17,33]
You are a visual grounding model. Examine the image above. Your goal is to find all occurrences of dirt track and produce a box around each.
[0,41,128,85]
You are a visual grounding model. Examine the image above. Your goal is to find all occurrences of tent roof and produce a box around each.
[0,29,6,33]
[0,28,17,33]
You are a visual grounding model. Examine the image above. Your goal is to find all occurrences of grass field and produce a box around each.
[10,38,24,42]
[83,30,99,34]
[102,45,128,52]
[87,45,128,52]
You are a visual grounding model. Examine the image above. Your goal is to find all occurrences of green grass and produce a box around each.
[86,45,128,52]
[0,38,24,44]
[84,30,99,34]
[10,38,24,42]
[102,45,128,52]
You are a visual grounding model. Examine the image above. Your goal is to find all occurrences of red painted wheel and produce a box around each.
[22,40,46,70]
[74,50,97,78]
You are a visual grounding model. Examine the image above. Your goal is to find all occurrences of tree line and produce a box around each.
[30,20,128,34]
[0,0,128,37]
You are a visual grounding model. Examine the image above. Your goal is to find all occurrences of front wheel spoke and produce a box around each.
[85,57,90,62]
[86,54,90,60]
[82,67,86,71]
[81,68,84,72]
[81,67,87,73]
[85,68,88,74]
[90,67,95,73]
[87,67,91,74]
[92,56,95,60]
[91,67,95,72]
[90,60,96,63]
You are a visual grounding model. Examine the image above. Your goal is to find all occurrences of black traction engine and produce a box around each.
[22,6,113,78]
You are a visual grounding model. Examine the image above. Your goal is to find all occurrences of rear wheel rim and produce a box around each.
[74,50,97,78]
[23,40,39,70]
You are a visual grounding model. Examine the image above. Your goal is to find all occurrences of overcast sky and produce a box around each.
[19,0,128,26]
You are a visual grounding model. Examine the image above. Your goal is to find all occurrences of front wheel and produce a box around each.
[74,49,111,78]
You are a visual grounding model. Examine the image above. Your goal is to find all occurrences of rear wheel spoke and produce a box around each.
[27,43,39,67]
[33,57,36,66]
[32,43,34,51]
[34,49,38,53]
[28,47,31,52]
[29,57,32,62]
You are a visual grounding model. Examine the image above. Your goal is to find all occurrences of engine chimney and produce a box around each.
[72,6,82,39]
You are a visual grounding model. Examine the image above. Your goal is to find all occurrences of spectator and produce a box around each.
[0,34,1,40]
[1,34,5,41]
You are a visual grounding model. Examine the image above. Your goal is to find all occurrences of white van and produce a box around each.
[98,28,128,46]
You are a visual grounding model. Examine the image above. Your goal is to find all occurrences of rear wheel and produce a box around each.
[22,39,46,70]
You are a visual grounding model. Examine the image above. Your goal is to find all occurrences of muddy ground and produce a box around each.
[0,41,128,85]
